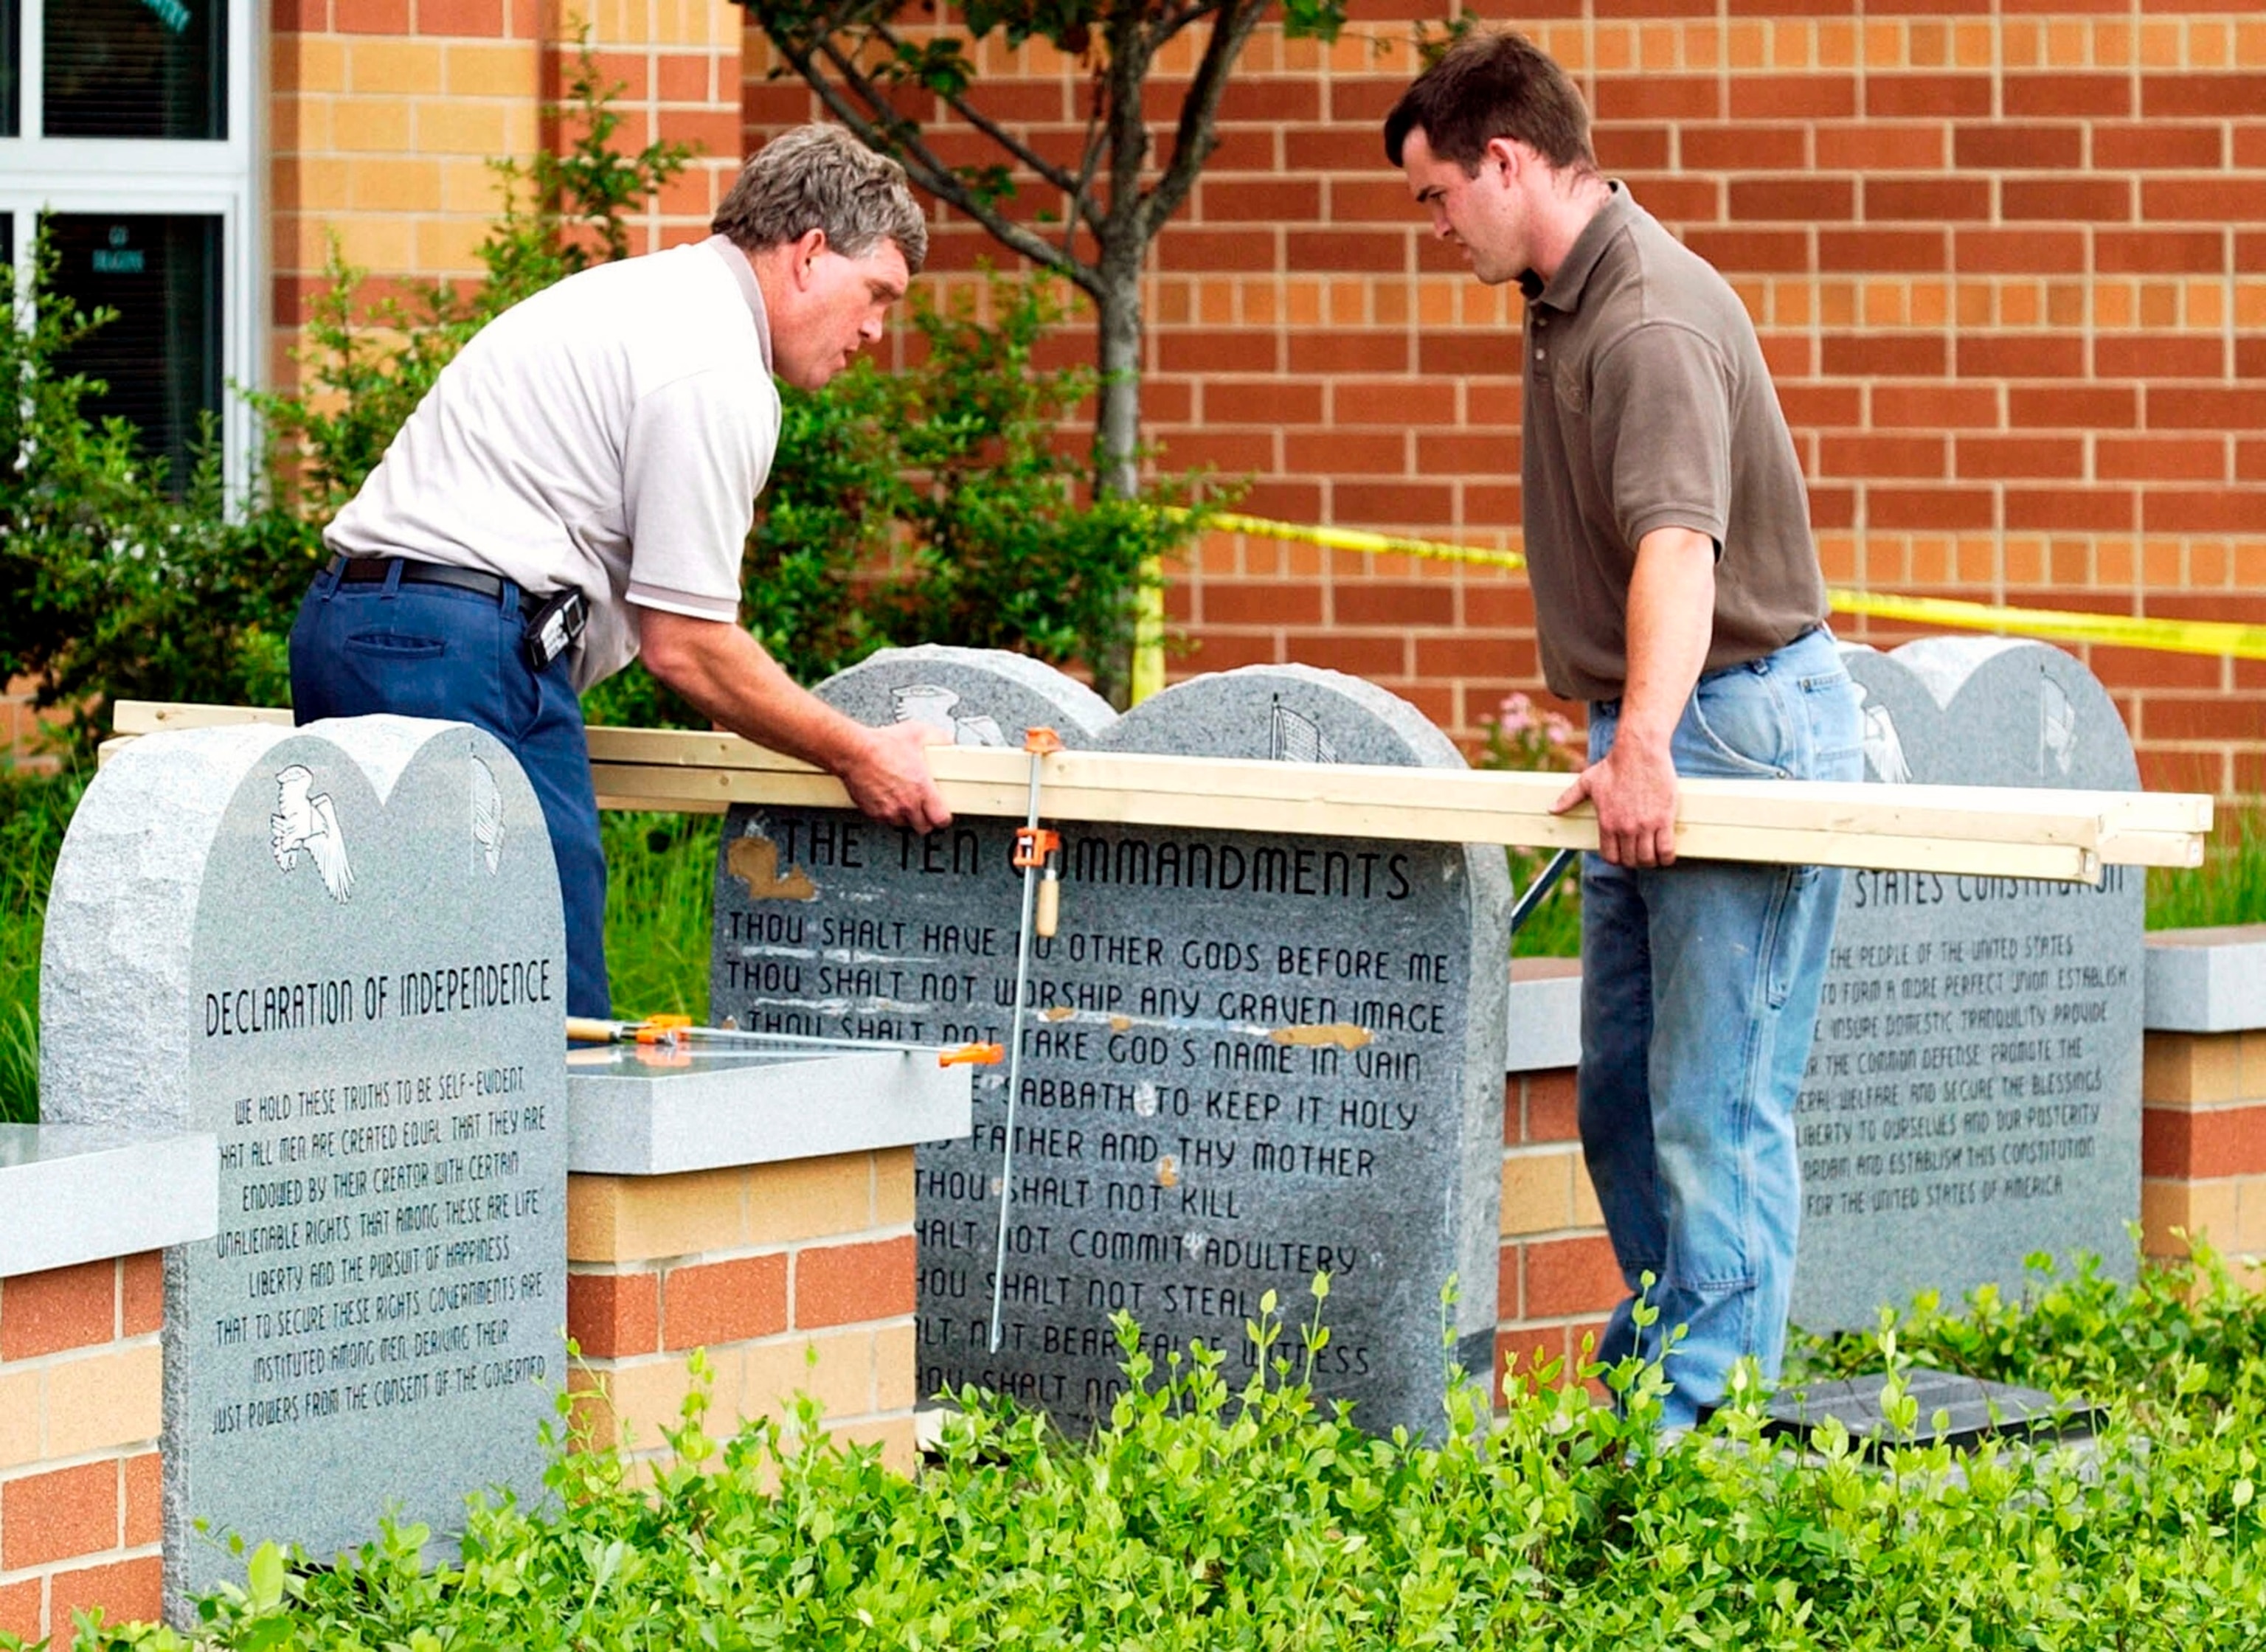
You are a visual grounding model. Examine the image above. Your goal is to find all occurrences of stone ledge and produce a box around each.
[1506,959,1581,1074]
[0,1129,217,1280]
[566,1049,971,1176]
[2145,925,2266,1034]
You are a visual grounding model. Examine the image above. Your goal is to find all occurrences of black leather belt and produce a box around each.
[334,556,510,600]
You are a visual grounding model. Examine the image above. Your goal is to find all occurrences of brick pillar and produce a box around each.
[2141,1030,2266,1287]
[564,1150,921,1474]
[1496,1069,1618,1397]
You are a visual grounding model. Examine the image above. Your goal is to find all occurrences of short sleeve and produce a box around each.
[620,370,777,621]
[1587,322,1733,556]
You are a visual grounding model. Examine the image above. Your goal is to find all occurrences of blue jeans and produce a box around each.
[288,560,611,1019]
[1577,626,1863,1428]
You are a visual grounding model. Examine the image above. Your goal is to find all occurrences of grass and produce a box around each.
[2149,800,2266,931]
[1507,846,1582,958]
[0,766,85,1124]
[598,811,722,1021]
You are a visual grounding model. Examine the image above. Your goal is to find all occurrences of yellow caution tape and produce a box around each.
[1199,511,1528,572]
[1823,589,2266,662]
[1167,510,2266,663]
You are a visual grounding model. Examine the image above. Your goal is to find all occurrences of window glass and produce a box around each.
[44,0,226,139]
[49,214,224,487]
[1,0,18,136]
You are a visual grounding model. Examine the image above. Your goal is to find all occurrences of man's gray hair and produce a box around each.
[713,125,928,274]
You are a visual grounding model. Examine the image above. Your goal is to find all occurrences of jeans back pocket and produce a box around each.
[344,630,447,659]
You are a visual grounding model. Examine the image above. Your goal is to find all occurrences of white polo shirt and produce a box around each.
[325,236,781,691]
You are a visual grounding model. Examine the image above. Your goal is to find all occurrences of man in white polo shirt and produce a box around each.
[291,125,949,1019]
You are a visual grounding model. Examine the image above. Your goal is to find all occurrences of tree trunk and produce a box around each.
[1094,254,1143,503]
[1089,241,1155,706]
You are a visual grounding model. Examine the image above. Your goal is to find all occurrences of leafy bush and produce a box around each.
[732,274,1208,707]
[48,1254,2266,1652]
[0,243,322,757]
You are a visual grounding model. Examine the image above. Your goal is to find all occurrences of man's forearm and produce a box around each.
[637,608,951,830]
[643,614,867,767]
[1550,526,1718,866]
[1616,527,1718,755]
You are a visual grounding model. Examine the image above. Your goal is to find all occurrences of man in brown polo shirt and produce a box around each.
[1387,28,1864,1429]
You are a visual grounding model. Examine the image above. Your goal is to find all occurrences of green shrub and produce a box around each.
[0,241,322,760]
[48,1255,2266,1652]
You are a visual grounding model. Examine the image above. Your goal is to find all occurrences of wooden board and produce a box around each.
[112,701,2214,881]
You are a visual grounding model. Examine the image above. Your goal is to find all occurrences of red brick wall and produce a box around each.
[744,7,2266,796]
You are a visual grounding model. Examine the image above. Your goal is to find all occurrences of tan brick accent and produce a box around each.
[2141,1175,2240,1257]
[2145,1031,2266,1108]
[745,1155,884,1249]
[42,1347,162,1461]
[873,1147,915,1227]
[2144,1032,2240,1106]
[569,1153,887,1265]
[1500,1148,1580,1238]
[568,1167,745,1261]
[0,1372,39,1471]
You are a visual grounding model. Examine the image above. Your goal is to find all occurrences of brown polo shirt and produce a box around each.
[1519,184,1827,703]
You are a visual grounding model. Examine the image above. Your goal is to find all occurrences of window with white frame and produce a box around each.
[1,0,257,490]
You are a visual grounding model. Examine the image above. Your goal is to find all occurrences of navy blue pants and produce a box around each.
[288,560,611,1018]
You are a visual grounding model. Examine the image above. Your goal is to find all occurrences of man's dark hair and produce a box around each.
[1383,27,1597,175]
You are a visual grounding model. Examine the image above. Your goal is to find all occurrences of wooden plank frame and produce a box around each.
[109,701,2214,884]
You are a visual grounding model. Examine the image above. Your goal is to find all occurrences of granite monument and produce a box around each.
[1792,638,2144,1329]
[710,648,1511,1434]
[41,717,567,1611]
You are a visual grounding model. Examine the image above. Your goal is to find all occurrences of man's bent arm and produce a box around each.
[1551,527,1716,867]
[638,608,952,832]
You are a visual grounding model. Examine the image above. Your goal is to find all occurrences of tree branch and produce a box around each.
[866,18,1084,198]
[1097,8,1154,254]
[1063,91,1109,257]
[1154,3,1213,45]
[766,26,1102,294]
[1139,0,1271,240]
